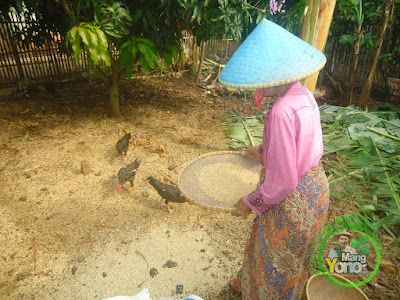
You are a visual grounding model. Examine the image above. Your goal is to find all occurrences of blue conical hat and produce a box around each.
[219,19,326,90]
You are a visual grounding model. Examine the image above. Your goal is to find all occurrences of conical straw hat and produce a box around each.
[219,19,327,90]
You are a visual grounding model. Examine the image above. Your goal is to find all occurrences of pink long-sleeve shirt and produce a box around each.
[243,81,323,216]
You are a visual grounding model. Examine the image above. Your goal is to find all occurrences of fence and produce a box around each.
[0,15,395,90]
[0,14,91,87]
[325,36,385,89]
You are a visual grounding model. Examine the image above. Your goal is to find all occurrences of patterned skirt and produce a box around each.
[239,163,329,300]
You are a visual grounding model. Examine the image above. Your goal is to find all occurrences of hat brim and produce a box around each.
[219,19,326,90]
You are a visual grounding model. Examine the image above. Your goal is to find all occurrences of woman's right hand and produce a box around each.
[231,198,252,217]
[243,147,261,158]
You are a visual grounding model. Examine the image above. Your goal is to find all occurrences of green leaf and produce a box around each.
[164,52,172,68]
[359,235,368,245]
[99,47,111,67]
[125,54,135,79]
[70,32,83,62]
[373,214,400,228]
[120,41,131,50]
[71,27,80,40]
[140,54,151,73]
[359,245,370,254]
[78,27,91,47]
[170,45,178,61]
[131,44,138,61]
[87,46,100,65]
[87,29,99,46]
[350,0,360,6]
[137,43,156,69]
[94,27,108,48]
[66,29,72,46]
[135,37,156,49]
[358,204,376,212]
[104,29,123,38]
[351,238,360,249]
[119,50,128,69]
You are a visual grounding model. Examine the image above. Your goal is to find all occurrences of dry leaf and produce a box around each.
[380,258,398,275]
[334,184,346,194]
[22,132,29,141]
[135,250,149,269]
[162,172,176,185]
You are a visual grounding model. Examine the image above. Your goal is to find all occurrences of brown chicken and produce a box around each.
[147,176,187,213]
[116,158,141,193]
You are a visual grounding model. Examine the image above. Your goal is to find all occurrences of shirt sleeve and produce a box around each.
[243,112,298,215]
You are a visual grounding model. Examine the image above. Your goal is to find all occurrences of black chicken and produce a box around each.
[116,158,141,193]
[147,176,187,213]
[116,132,132,158]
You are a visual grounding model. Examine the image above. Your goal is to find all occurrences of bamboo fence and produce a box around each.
[0,15,91,86]
[0,14,397,90]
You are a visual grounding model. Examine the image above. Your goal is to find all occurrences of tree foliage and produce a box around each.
[2,0,304,115]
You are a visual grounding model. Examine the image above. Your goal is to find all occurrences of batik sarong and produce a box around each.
[240,163,329,300]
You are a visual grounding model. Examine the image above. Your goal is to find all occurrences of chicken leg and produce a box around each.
[166,203,173,214]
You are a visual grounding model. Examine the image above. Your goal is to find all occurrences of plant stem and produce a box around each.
[241,120,255,146]
[366,126,400,142]
[242,1,265,12]
[329,170,361,184]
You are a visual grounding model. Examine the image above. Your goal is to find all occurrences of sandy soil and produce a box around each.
[0,74,399,300]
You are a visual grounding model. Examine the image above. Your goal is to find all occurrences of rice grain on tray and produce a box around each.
[196,162,259,203]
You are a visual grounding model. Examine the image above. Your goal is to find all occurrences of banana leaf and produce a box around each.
[224,105,400,247]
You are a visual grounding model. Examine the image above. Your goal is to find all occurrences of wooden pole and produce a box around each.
[195,41,206,85]
[302,0,337,94]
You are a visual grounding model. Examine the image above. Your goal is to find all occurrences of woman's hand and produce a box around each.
[231,198,252,217]
[243,147,262,159]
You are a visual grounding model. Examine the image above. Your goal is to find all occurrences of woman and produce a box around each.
[219,19,330,299]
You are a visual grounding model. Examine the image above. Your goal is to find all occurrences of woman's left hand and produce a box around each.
[231,198,252,217]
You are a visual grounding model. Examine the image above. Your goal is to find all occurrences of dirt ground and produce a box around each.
[0,73,399,300]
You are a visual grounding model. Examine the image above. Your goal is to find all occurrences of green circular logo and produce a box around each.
[316,224,382,288]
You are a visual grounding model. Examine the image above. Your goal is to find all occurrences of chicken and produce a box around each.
[116,158,141,193]
[147,176,187,213]
[116,132,132,158]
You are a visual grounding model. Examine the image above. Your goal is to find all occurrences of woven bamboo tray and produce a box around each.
[304,273,369,300]
[178,151,262,213]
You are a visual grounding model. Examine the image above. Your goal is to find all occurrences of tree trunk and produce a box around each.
[109,60,121,116]
[3,14,24,80]
[301,0,319,43]
[358,0,393,109]
[195,41,206,85]
[344,27,363,106]
[302,0,337,94]
[192,38,198,71]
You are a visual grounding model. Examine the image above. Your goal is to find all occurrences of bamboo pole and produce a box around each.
[302,0,337,94]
